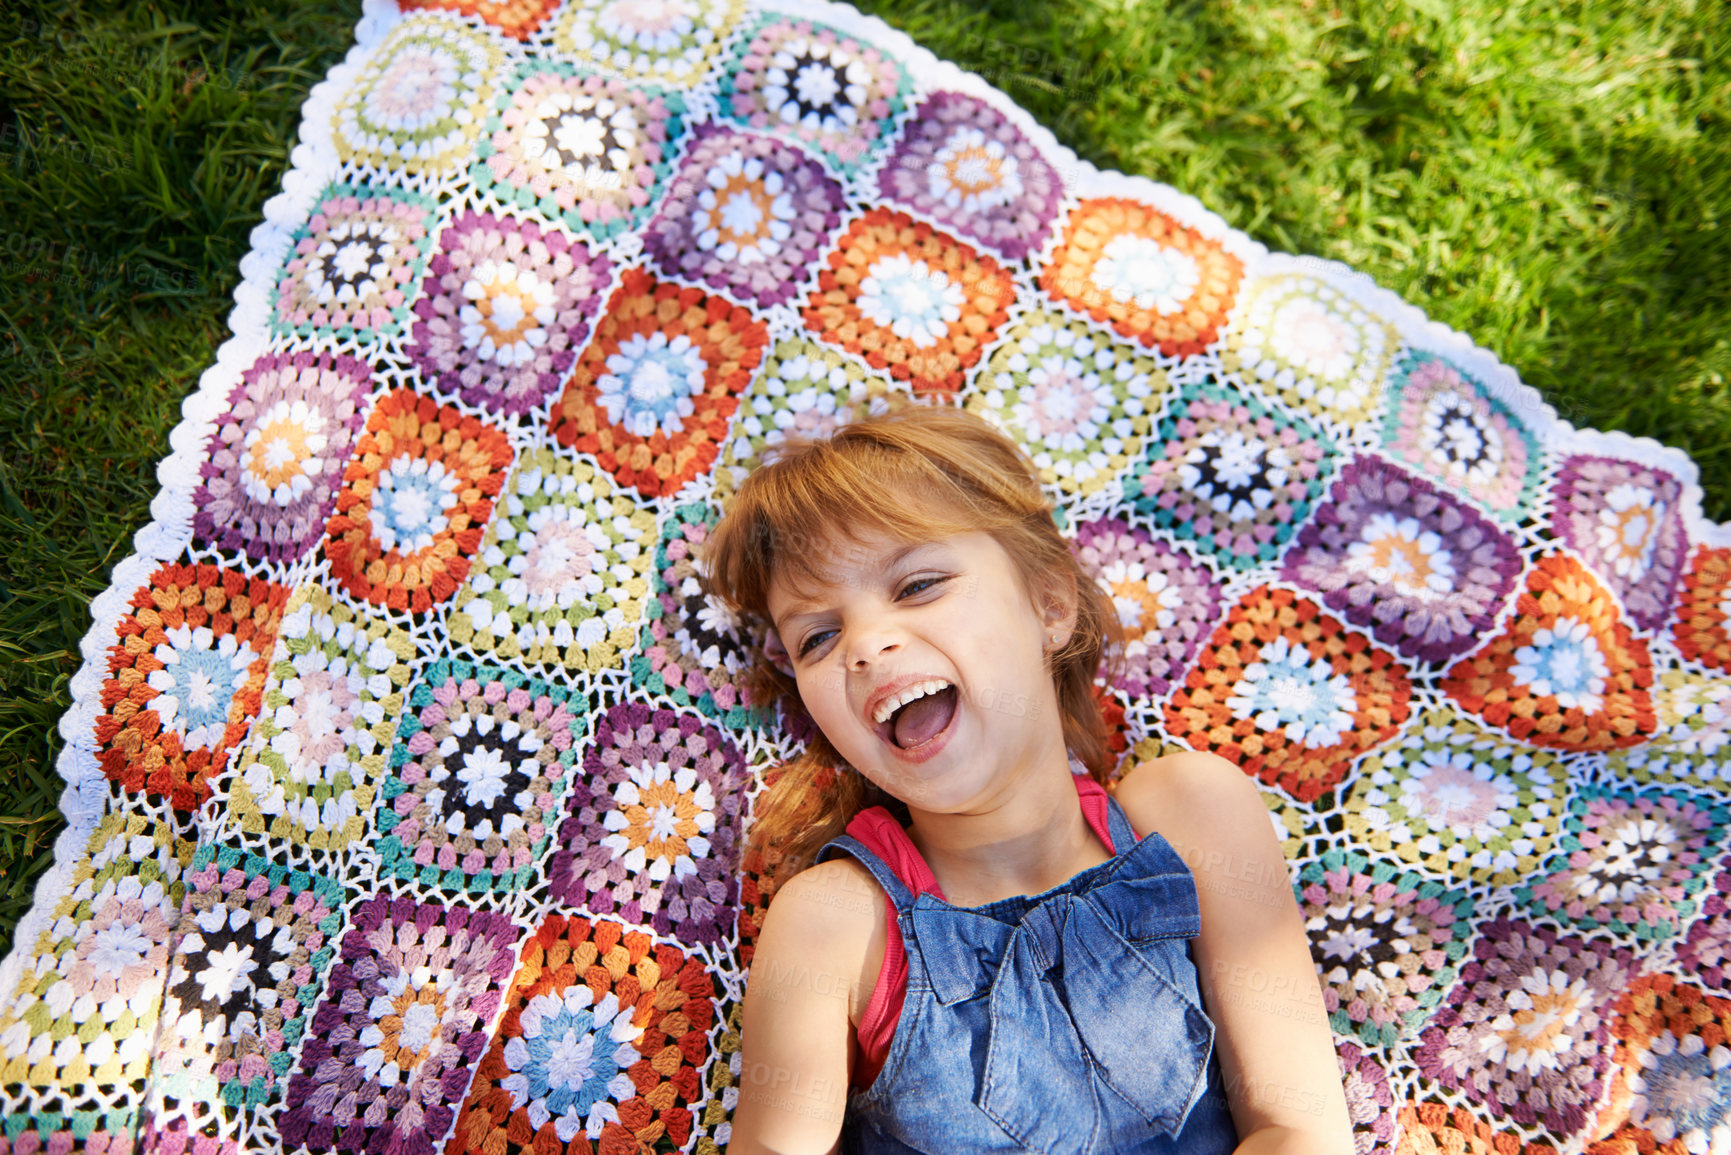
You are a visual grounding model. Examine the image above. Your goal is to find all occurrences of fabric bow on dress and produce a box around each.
[907,835,1218,1155]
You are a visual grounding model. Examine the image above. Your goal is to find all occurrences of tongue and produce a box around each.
[892,687,956,748]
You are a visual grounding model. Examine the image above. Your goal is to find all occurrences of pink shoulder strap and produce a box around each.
[843,772,1122,903]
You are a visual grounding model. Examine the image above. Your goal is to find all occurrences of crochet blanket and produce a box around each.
[5,1,1729,1152]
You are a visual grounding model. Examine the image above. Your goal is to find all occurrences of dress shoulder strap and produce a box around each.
[815,830,917,912]
[1071,769,1140,855]
[815,772,1142,911]
[1102,789,1141,852]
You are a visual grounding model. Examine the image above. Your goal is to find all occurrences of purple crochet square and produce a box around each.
[1675,855,1731,993]
[1297,848,1473,1048]
[1551,454,1688,632]
[269,183,437,340]
[547,702,748,946]
[279,894,520,1155]
[1336,1041,1398,1155]
[407,210,611,417]
[141,1118,237,1155]
[192,350,372,565]
[878,91,1064,261]
[1072,515,1223,701]
[1413,917,1634,1139]
[158,844,345,1110]
[1280,455,1523,664]
[378,658,588,893]
[644,125,846,309]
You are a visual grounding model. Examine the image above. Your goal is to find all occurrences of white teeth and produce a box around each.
[871,679,953,725]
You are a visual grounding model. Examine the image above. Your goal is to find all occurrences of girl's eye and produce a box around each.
[797,629,835,657]
[897,575,949,599]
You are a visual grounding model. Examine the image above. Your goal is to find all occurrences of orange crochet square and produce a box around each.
[551,267,769,498]
[94,562,289,812]
[1673,546,1731,671]
[1587,974,1731,1154]
[398,0,559,40]
[1443,553,1657,751]
[1163,585,1413,802]
[447,913,718,1155]
[323,388,515,614]
[1395,1102,1556,1155]
[803,207,1015,394]
[1041,197,1243,357]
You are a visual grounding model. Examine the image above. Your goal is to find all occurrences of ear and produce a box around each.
[1033,568,1080,652]
[763,627,795,677]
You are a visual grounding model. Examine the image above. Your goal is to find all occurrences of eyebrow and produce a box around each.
[771,541,935,629]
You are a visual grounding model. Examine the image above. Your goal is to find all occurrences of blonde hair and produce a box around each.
[703,404,1123,887]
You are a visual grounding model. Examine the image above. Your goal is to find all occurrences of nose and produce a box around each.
[845,624,901,673]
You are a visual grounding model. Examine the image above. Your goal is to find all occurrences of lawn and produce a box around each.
[0,0,1725,957]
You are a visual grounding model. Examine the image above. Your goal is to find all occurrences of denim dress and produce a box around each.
[815,792,1239,1155]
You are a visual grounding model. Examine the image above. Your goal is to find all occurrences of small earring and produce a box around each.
[1049,633,1060,646]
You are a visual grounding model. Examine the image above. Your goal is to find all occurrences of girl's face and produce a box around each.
[766,528,1073,814]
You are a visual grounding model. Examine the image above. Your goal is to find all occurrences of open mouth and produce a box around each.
[872,680,959,750]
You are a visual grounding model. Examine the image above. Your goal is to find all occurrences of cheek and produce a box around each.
[795,668,852,733]
[985,610,1062,707]
[977,594,1046,664]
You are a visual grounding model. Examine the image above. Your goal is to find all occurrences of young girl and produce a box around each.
[705,406,1351,1155]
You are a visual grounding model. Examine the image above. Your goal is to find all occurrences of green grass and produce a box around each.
[0,0,1725,957]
